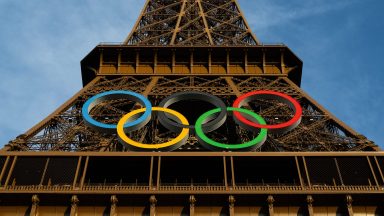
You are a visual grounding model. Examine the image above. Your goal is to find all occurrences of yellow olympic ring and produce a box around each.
[117,107,189,150]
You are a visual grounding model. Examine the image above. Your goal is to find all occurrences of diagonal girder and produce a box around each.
[4,75,377,152]
[124,0,258,46]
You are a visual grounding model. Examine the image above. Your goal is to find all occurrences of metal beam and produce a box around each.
[230,156,236,187]
[149,156,154,188]
[232,0,259,44]
[283,77,362,137]
[224,77,242,96]
[223,156,228,190]
[15,76,101,142]
[374,156,384,184]
[367,156,380,187]
[124,0,151,44]
[0,156,10,185]
[72,156,82,189]
[196,0,214,45]
[4,156,17,187]
[170,0,187,45]
[80,156,89,189]
[295,156,305,188]
[302,157,312,188]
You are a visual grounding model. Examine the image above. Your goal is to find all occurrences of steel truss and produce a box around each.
[0,0,382,215]
[4,75,377,152]
[125,0,258,46]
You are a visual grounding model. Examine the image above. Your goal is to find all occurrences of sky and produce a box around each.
[0,0,383,148]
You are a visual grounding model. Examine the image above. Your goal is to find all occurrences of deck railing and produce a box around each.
[2,184,382,193]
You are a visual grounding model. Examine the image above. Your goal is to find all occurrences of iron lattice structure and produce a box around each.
[3,0,377,152]
[0,1,383,215]
[125,0,258,45]
[4,75,377,152]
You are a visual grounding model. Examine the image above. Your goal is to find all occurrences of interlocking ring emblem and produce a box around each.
[82,90,302,151]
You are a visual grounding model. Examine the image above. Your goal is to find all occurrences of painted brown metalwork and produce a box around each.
[124,0,258,46]
[2,75,376,152]
[1,0,382,215]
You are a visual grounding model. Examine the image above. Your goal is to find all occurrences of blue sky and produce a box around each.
[0,0,383,148]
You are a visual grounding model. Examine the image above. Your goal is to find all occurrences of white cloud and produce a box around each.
[0,0,143,145]
[239,0,357,30]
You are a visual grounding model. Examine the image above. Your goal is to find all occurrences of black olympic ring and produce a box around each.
[158,91,227,134]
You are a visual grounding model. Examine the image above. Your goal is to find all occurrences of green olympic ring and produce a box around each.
[195,107,268,150]
[82,90,302,151]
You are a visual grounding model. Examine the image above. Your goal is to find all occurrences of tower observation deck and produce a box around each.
[0,0,383,215]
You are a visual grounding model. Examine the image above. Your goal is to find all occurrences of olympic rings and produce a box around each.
[195,107,267,151]
[82,90,152,134]
[81,90,303,151]
[233,90,302,134]
[158,91,227,134]
[117,107,189,151]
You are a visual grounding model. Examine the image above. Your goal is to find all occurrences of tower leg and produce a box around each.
[189,195,196,216]
[110,195,118,216]
[346,195,354,216]
[229,195,235,216]
[307,195,314,216]
[267,195,275,216]
[149,195,157,216]
[70,195,79,216]
[30,194,39,216]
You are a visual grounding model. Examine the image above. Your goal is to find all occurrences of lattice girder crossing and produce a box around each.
[1,0,382,215]
[3,75,377,152]
[125,0,258,46]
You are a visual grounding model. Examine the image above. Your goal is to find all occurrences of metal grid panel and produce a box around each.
[160,156,224,185]
[233,157,300,186]
[42,157,78,186]
[0,157,6,174]
[377,157,384,176]
[9,157,46,186]
[305,157,342,186]
[336,157,375,186]
[0,156,7,185]
[84,157,151,186]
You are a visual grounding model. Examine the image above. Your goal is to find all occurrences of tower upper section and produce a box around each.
[124,0,258,46]
[81,0,302,87]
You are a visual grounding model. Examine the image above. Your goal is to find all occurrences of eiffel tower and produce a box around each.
[0,0,382,215]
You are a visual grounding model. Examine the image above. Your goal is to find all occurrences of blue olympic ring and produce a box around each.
[82,90,152,133]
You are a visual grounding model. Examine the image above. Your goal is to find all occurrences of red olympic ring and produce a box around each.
[233,90,302,134]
